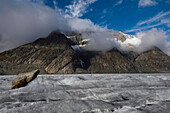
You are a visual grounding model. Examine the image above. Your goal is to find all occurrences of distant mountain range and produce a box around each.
[0,31,170,75]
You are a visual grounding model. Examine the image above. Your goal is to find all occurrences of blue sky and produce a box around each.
[36,0,170,36]
[0,0,170,52]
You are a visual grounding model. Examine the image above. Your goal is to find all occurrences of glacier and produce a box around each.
[0,74,170,113]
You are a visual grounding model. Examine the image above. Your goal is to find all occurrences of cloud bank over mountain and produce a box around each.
[136,29,170,55]
[0,0,100,52]
[0,0,169,56]
[0,0,70,51]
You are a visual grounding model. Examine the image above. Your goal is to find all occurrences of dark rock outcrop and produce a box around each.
[78,49,136,73]
[0,31,169,74]
[11,69,40,89]
[134,48,170,73]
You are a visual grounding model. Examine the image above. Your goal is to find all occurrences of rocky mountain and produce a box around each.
[0,31,170,75]
[0,32,81,74]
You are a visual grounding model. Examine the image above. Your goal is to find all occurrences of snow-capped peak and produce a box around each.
[114,31,141,51]
[118,31,137,39]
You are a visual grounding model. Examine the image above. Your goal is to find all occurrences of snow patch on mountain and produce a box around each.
[116,31,142,51]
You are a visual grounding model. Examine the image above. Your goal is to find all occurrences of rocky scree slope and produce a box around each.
[0,31,170,74]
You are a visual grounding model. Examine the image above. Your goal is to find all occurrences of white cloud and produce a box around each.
[81,31,118,51]
[135,29,170,55]
[136,11,170,26]
[0,0,70,52]
[161,18,170,27]
[114,0,123,7]
[124,11,170,56]
[167,29,170,32]
[125,11,170,33]
[79,28,170,56]
[0,0,102,52]
[125,23,163,33]
[65,0,97,18]
[28,0,45,4]
[138,0,158,7]
[68,18,105,32]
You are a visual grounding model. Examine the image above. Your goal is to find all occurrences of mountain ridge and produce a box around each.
[0,31,169,75]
